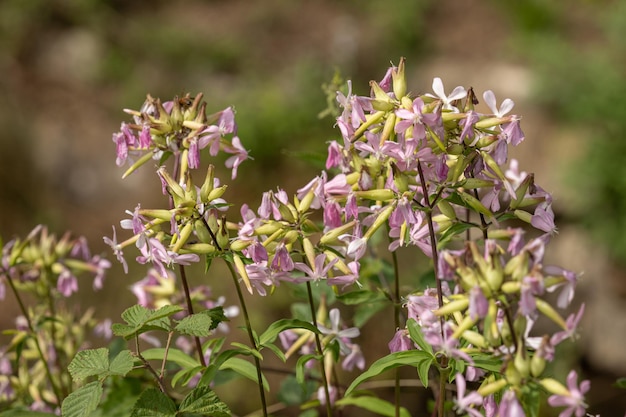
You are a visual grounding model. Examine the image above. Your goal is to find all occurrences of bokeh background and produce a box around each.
[1,0,626,415]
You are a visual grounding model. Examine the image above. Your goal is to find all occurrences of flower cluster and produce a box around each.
[0,225,111,412]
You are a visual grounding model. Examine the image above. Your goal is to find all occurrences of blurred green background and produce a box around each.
[1,0,625,415]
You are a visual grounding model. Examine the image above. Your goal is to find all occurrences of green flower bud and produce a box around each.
[462,330,487,348]
[477,377,508,397]
[172,222,194,252]
[540,378,569,397]
[392,57,407,99]
[505,361,522,387]
[435,298,469,316]
[233,253,253,294]
[319,220,356,245]
[514,349,530,378]
[530,352,546,377]
[200,165,215,203]
[354,189,395,202]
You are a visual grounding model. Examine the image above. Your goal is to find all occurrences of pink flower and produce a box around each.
[293,254,337,283]
[548,370,589,417]
[453,373,483,417]
[388,329,413,353]
[224,136,248,179]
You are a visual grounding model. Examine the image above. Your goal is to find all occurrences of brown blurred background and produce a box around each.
[1,0,625,415]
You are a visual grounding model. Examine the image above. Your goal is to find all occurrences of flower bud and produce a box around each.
[475,117,509,129]
[351,111,385,141]
[229,239,251,252]
[233,253,253,294]
[319,220,356,245]
[437,199,457,220]
[183,243,216,254]
[505,362,522,387]
[354,189,395,202]
[540,378,569,397]
[462,330,487,348]
[254,222,282,236]
[477,377,508,397]
[200,165,215,203]
[480,151,506,181]
[514,349,530,378]
[194,219,213,244]
[172,222,194,252]
[435,298,469,316]
[392,57,407,99]
[364,203,396,239]
[530,353,546,377]
[369,81,395,111]
[216,217,230,250]
[535,299,567,330]
[379,113,396,143]
[207,185,228,203]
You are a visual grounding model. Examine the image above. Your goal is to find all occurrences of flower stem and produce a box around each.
[4,273,63,407]
[225,260,268,417]
[178,264,206,367]
[386,226,402,417]
[305,281,333,417]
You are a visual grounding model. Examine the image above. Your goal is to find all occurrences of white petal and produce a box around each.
[499,98,515,115]
[432,77,445,99]
[448,86,467,101]
[483,90,498,115]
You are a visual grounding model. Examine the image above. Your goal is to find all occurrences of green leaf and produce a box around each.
[199,349,243,387]
[68,348,109,382]
[406,319,434,355]
[336,290,387,305]
[130,388,177,417]
[469,353,503,373]
[278,375,317,406]
[417,357,433,388]
[219,357,269,392]
[141,348,201,369]
[345,350,432,396]
[230,342,263,360]
[114,305,184,339]
[296,354,318,385]
[436,221,476,249]
[109,350,134,377]
[178,386,230,416]
[61,381,103,417]
[259,318,320,346]
[175,314,214,337]
[336,396,411,417]
[171,365,204,388]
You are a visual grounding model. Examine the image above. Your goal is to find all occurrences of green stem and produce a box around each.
[386,227,402,417]
[4,273,63,407]
[225,260,268,417]
[305,282,333,417]
[178,264,206,367]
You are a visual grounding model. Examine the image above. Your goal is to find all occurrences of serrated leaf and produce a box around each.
[344,350,431,396]
[141,348,201,369]
[336,396,411,417]
[202,307,228,331]
[219,357,269,392]
[175,314,213,337]
[68,348,109,382]
[407,319,434,356]
[178,386,230,416]
[109,350,134,377]
[130,388,176,417]
[259,319,320,346]
[114,305,183,339]
[61,381,103,417]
